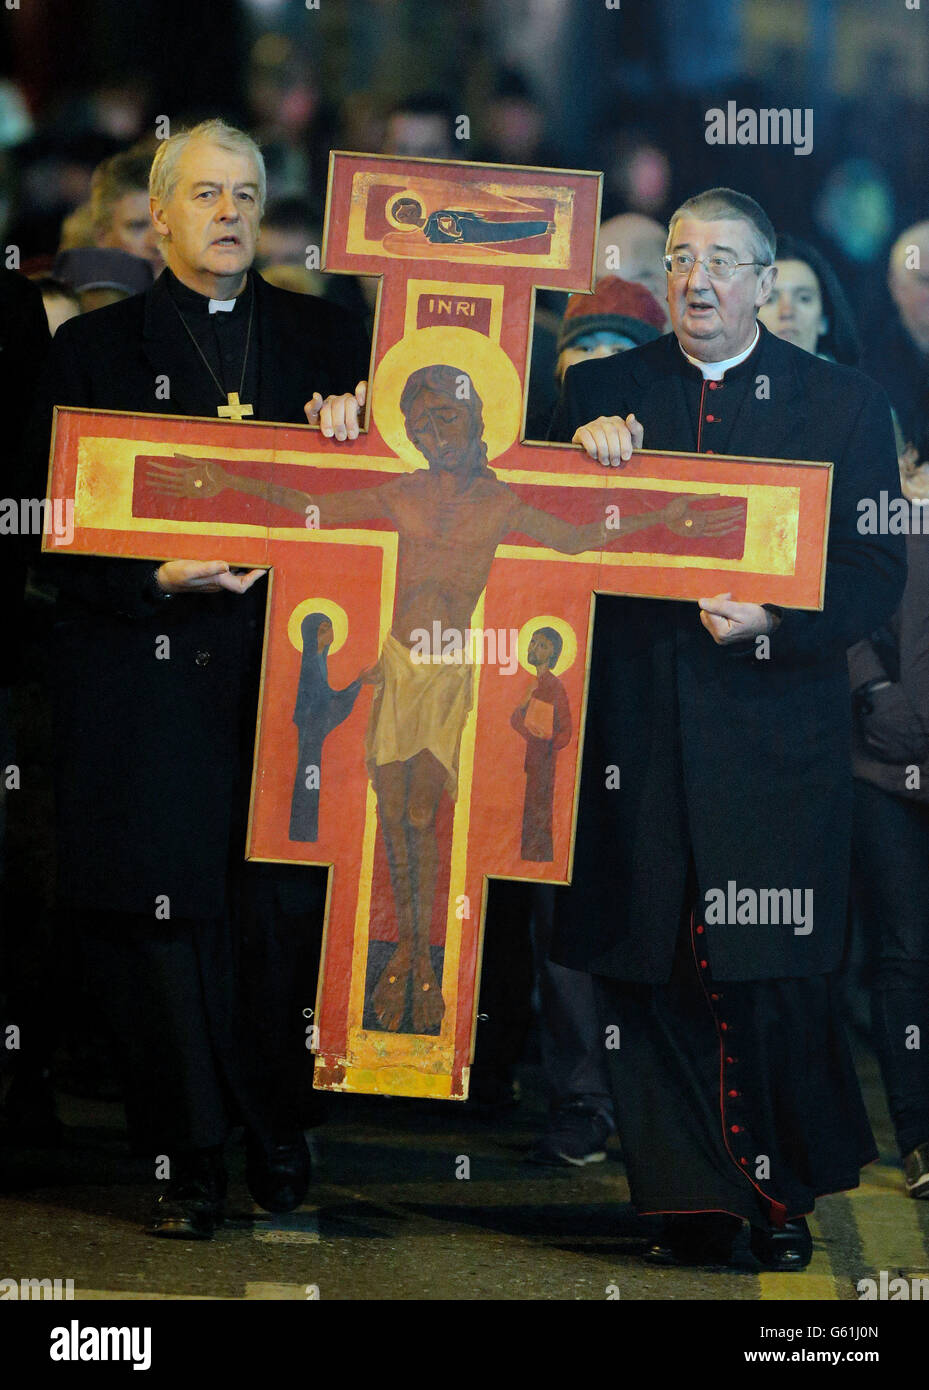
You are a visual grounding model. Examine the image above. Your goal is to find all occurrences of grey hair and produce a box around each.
[667,187,776,267]
[149,119,267,213]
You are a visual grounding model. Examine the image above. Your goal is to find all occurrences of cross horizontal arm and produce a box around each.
[150,455,394,527]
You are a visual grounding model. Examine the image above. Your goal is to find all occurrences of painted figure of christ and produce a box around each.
[149,364,742,1034]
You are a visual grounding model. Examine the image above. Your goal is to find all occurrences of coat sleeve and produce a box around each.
[848,536,929,764]
[768,382,907,663]
[548,359,625,445]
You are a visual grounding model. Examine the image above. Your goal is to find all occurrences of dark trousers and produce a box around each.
[851,780,929,1156]
[77,863,327,1156]
[473,882,614,1122]
[531,886,613,1121]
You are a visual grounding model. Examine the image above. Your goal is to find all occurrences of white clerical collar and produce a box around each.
[209,298,237,314]
[680,323,760,380]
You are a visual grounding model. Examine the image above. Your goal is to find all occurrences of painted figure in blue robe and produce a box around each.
[392,197,553,245]
[289,612,362,842]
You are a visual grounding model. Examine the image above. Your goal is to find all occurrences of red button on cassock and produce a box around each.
[696,925,704,934]
[720,1022,729,1031]
[700,959,708,969]
[728,1089,739,1098]
[730,1125,741,1134]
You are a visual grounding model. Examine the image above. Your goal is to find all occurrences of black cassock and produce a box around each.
[31,269,370,1151]
[549,324,906,1227]
[289,612,362,842]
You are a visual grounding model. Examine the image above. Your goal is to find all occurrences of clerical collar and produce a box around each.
[164,267,249,315]
[679,322,760,380]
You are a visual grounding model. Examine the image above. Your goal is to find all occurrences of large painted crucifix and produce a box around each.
[44,153,832,1100]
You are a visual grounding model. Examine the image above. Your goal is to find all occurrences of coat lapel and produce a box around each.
[141,274,223,417]
[722,324,811,463]
[142,272,278,420]
[252,273,293,423]
[628,334,697,453]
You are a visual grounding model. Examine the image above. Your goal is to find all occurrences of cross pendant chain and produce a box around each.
[169,280,256,421]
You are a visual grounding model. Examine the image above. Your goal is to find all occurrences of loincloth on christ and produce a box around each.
[365,633,475,799]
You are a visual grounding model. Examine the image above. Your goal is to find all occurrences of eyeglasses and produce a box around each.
[663,252,769,281]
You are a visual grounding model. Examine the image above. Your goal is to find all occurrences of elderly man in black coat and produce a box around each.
[549,188,906,1269]
[32,120,369,1239]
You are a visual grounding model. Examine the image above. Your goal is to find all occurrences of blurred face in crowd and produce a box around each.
[97,190,163,272]
[557,330,638,381]
[596,214,668,319]
[383,112,453,159]
[899,443,929,501]
[151,138,262,297]
[486,97,543,161]
[665,215,776,362]
[258,222,314,267]
[889,224,929,354]
[757,258,827,356]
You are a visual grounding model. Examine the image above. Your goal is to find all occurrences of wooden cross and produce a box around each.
[217,392,254,421]
[45,153,830,1100]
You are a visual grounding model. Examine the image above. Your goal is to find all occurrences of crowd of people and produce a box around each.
[0,46,927,1274]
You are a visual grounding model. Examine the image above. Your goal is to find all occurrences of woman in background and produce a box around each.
[758,233,861,366]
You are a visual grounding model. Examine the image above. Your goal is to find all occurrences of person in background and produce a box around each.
[861,222,929,450]
[52,245,153,313]
[58,202,97,253]
[89,144,163,275]
[382,93,457,160]
[257,196,320,269]
[847,434,929,1199]
[595,213,669,324]
[758,234,861,366]
[473,69,558,169]
[556,275,666,382]
[526,275,665,443]
[0,268,51,1143]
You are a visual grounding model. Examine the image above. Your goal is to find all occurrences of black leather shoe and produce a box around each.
[903,1141,929,1199]
[145,1149,226,1240]
[750,1216,813,1270]
[246,1130,311,1213]
[645,1213,743,1267]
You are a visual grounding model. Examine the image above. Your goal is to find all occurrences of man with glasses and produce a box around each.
[547,188,906,1269]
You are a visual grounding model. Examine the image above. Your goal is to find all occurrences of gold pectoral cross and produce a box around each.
[217,392,254,421]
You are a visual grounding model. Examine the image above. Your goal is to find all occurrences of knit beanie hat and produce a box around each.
[557,275,665,354]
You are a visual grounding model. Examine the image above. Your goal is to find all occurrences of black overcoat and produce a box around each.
[549,324,906,982]
[2,268,50,682]
[31,271,370,919]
